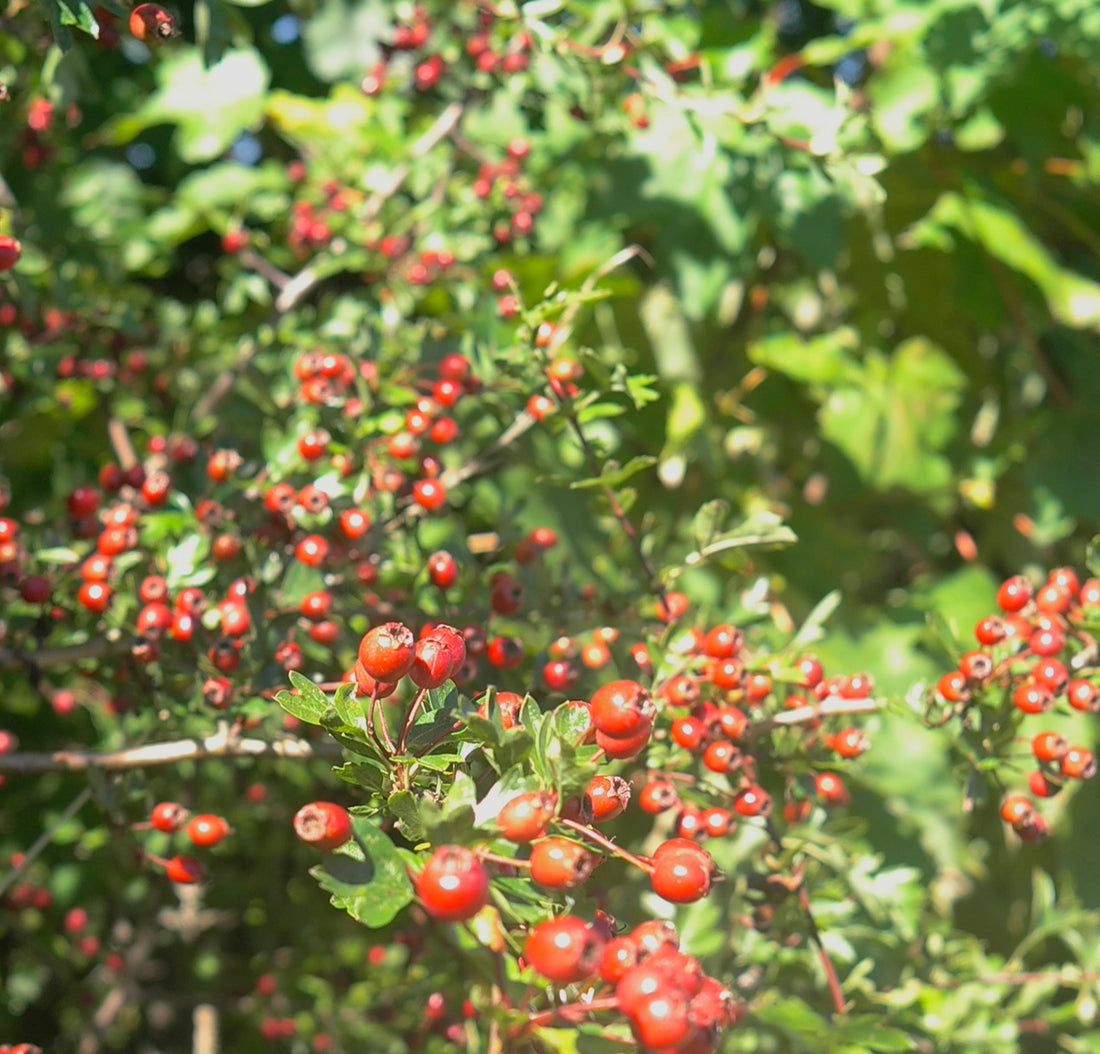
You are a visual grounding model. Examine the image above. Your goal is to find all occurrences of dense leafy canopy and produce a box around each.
[3,0,1100,1051]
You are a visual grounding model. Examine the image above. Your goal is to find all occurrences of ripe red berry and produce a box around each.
[150,801,189,832]
[524,915,605,984]
[498,790,557,843]
[650,851,714,903]
[427,550,458,589]
[163,855,204,884]
[77,581,112,612]
[1061,747,1097,780]
[293,802,352,851]
[997,574,1033,612]
[974,615,1006,645]
[415,845,490,921]
[1013,680,1053,714]
[595,723,651,759]
[831,727,870,758]
[702,739,738,773]
[529,837,596,889]
[338,508,371,539]
[589,679,655,740]
[1000,794,1034,826]
[638,780,680,815]
[357,622,416,682]
[408,635,456,689]
[733,784,770,817]
[814,772,849,805]
[584,774,631,823]
[412,478,447,512]
[186,814,231,848]
[295,534,329,566]
[1067,679,1100,712]
[670,715,706,752]
[0,235,22,271]
[129,2,178,40]
[1031,730,1068,764]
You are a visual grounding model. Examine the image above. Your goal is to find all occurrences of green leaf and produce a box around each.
[43,0,99,41]
[99,49,270,164]
[570,455,657,491]
[163,532,211,590]
[309,814,413,927]
[387,790,425,843]
[683,511,797,567]
[1088,535,1100,578]
[302,0,390,83]
[275,672,330,726]
[818,338,966,496]
[332,760,388,791]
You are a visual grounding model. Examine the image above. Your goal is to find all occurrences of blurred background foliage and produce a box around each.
[3,0,1100,1050]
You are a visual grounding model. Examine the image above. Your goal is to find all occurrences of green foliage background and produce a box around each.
[3,0,1100,1050]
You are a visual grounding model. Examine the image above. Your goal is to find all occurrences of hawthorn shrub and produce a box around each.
[3,0,1100,1051]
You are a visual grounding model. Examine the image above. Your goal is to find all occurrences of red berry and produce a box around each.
[1061,747,1097,780]
[595,723,652,759]
[415,846,490,921]
[408,635,456,689]
[1031,731,1068,764]
[524,915,605,983]
[150,801,189,833]
[295,534,329,566]
[357,622,416,682]
[584,775,631,823]
[163,855,204,884]
[0,235,22,271]
[529,837,596,889]
[638,780,680,815]
[589,679,655,740]
[77,581,112,612]
[1068,679,1100,712]
[1013,681,1053,714]
[997,574,1033,612]
[339,508,371,539]
[831,727,870,759]
[497,791,557,843]
[670,715,706,751]
[733,784,770,817]
[650,851,714,903]
[186,814,231,848]
[974,615,1006,645]
[129,2,178,40]
[412,478,447,512]
[814,772,849,805]
[293,802,352,851]
[427,550,458,589]
[702,739,738,773]
[1000,794,1034,826]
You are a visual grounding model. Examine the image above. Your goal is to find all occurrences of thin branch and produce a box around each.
[0,628,133,670]
[0,727,342,775]
[361,102,465,223]
[0,786,93,900]
[107,418,139,471]
[750,696,879,736]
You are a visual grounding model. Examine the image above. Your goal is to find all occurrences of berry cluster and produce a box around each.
[929,567,1100,839]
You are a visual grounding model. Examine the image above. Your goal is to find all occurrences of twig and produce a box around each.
[360,102,465,223]
[107,418,139,471]
[749,696,879,736]
[193,1005,219,1054]
[0,628,133,671]
[0,786,93,900]
[765,818,847,1016]
[0,726,342,775]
